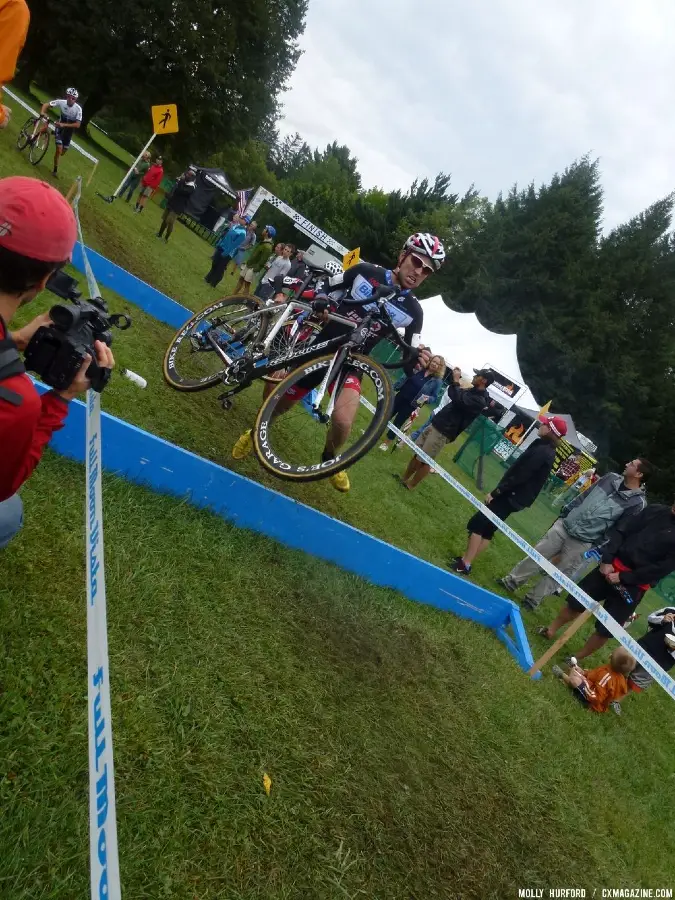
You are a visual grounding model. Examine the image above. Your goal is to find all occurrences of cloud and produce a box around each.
[280,0,675,227]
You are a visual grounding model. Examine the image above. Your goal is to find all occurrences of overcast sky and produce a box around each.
[279,0,675,230]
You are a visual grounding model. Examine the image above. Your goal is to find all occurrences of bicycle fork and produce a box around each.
[312,347,349,422]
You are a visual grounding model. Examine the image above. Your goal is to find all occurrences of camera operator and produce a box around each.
[0,176,114,549]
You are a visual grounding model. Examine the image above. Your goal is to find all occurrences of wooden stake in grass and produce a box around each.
[65,180,78,205]
[528,606,598,676]
[86,160,99,187]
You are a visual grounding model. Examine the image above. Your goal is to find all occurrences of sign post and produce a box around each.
[108,104,179,201]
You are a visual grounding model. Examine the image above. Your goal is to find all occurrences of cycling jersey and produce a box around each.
[49,98,83,124]
[272,262,423,355]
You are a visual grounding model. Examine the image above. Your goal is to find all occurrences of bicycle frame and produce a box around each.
[215,287,411,400]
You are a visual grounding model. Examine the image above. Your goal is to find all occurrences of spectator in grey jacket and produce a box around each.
[496,459,651,609]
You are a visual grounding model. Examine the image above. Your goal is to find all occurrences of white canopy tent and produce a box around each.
[418,296,540,410]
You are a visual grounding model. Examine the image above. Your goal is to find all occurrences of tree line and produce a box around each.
[20,1,675,497]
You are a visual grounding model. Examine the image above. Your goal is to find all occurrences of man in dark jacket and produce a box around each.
[540,502,675,661]
[398,368,494,490]
[451,415,566,575]
[157,168,196,243]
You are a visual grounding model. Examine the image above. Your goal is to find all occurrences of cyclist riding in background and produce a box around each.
[232,232,445,493]
[40,87,82,178]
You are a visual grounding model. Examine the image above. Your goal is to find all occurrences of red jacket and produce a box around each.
[0,319,69,501]
[142,164,164,190]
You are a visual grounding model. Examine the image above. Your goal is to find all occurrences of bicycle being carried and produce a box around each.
[164,274,417,482]
[163,262,340,400]
[16,114,51,166]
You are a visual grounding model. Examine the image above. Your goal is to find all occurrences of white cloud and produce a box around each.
[280,0,675,227]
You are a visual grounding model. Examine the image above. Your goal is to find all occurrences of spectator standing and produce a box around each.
[204,214,249,288]
[288,249,309,280]
[118,150,151,203]
[235,225,276,294]
[398,368,493,491]
[451,415,565,575]
[0,0,30,130]
[156,168,196,243]
[134,156,164,213]
[255,243,293,301]
[410,366,463,442]
[379,355,445,451]
[232,220,257,273]
[539,501,675,662]
[496,459,650,609]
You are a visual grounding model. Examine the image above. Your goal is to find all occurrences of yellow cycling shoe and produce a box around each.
[330,470,350,493]
[232,429,253,460]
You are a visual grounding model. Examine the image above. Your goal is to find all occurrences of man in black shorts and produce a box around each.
[231,232,446,493]
[540,501,675,662]
[40,87,82,178]
[451,415,565,575]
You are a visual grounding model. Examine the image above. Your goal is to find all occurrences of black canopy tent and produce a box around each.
[183,166,236,229]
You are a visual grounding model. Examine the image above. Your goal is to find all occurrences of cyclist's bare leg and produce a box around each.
[53,144,62,173]
[323,387,360,457]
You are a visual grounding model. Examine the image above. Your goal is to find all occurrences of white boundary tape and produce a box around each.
[361,396,675,699]
[4,86,99,165]
[72,179,122,898]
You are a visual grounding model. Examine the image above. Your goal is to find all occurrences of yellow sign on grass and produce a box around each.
[151,104,179,135]
[343,247,360,269]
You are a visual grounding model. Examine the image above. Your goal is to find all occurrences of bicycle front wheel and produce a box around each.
[16,116,35,151]
[253,352,394,482]
[29,128,50,165]
[163,295,268,391]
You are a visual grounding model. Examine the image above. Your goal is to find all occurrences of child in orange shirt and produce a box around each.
[552,647,635,712]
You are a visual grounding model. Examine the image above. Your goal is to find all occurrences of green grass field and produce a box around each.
[1,87,674,897]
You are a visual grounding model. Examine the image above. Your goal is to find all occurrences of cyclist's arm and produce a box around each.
[324,261,382,294]
[40,101,51,116]
[272,274,304,299]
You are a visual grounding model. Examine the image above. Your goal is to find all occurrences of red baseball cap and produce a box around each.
[539,414,567,437]
[0,176,77,262]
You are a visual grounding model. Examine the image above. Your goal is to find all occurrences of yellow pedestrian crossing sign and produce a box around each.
[151,104,179,134]
[343,247,360,269]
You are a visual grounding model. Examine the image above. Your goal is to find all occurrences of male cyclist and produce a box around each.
[232,232,445,493]
[40,87,82,177]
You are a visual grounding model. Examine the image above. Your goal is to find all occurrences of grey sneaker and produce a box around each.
[611,701,622,716]
[551,665,565,679]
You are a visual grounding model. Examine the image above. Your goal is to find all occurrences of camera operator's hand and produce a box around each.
[0,106,11,129]
[10,312,53,351]
[55,341,115,401]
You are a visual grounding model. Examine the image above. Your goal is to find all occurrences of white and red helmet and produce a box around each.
[403,232,445,271]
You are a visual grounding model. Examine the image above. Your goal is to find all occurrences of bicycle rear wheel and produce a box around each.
[163,295,268,391]
[29,129,50,165]
[253,352,394,482]
[16,116,35,151]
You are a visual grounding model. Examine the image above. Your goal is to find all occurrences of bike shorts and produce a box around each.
[55,126,73,148]
[284,371,362,404]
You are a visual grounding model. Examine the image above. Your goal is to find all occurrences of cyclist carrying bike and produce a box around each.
[39,87,82,178]
[232,232,445,493]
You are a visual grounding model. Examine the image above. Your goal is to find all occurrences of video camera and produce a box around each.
[24,270,131,392]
